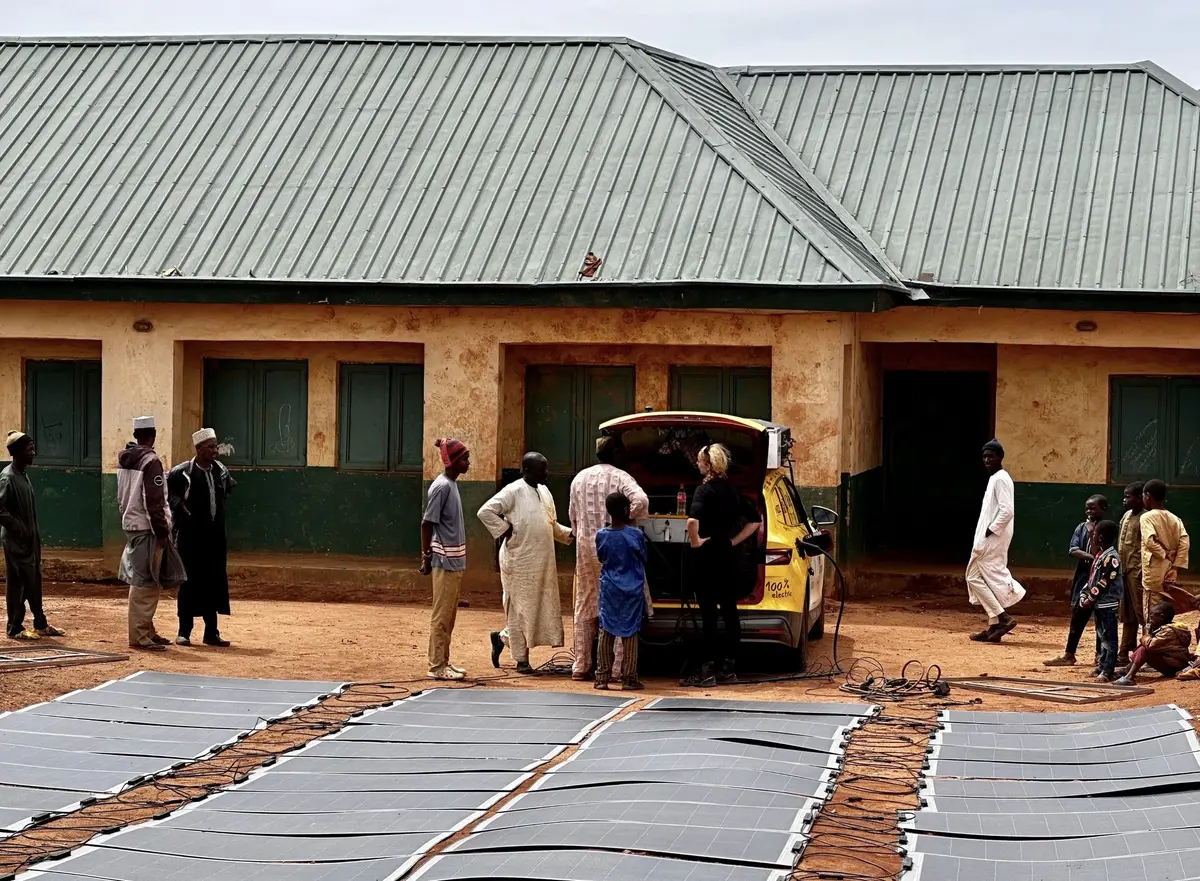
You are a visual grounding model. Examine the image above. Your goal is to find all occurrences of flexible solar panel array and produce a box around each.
[901,703,1200,881]
[413,696,878,881]
[0,671,347,836]
[19,688,630,881]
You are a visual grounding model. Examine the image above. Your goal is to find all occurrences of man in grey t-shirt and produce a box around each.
[420,438,471,680]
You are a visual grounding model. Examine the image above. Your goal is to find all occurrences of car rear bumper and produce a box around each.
[642,608,803,649]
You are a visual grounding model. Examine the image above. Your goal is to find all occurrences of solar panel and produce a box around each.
[928,732,1200,764]
[904,848,1200,881]
[905,704,1200,881]
[903,801,1200,838]
[27,689,627,881]
[411,849,789,881]
[0,673,348,833]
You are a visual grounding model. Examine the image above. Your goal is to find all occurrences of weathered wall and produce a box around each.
[997,345,1200,483]
[0,302,846,580]
[995,345,1200,568]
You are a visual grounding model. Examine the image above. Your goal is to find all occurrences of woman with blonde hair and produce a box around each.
[682,443,761,687]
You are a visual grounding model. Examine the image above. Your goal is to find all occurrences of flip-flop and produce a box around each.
[36,625,65,637]
[7,629,39,641]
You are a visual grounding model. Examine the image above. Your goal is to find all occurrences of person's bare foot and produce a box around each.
[1043,655,1076,667]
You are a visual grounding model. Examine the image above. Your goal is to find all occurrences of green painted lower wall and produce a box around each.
[101,472,499,571]
[839,468,882,564]
[0,464,102,549]
[221,468,423,556]
[1012,483,1200,569]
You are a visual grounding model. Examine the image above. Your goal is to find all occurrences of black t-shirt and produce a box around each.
[689,477,759,541]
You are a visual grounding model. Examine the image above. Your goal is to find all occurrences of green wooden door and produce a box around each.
[670,366,771,420]
[524,365,635,565]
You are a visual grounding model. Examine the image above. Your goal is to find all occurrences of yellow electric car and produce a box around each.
[598,411,837,665]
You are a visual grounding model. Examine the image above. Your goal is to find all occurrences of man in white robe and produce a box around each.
[478,452,573,674]
[965,438,1025,642]
[568,436,649,681]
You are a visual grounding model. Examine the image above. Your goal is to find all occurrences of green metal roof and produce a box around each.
[0,36,900,288]
[731,62,1200,292]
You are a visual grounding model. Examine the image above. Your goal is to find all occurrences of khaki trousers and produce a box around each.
[128,585,162,647]
[429,568,464,673]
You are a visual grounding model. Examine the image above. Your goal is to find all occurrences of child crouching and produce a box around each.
[594,492,648,690]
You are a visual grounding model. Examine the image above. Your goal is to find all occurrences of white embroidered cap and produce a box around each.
[132,416,155,430]
[192,427,217,446]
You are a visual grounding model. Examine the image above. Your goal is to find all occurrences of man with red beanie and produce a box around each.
[420,438,471,680]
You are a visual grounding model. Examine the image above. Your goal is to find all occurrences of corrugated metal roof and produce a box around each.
[0,36,895,286]
[733,64,1200,291]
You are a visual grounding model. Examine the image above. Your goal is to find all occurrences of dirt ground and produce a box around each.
[7,585,1199,716]
[6,586,1200,880]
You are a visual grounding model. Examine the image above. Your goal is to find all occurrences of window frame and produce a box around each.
[1109,374,1200,486]
[24,359,102,469]
[203,359,308,468]
[337,362,424,473]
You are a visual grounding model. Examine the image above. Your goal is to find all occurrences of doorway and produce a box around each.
[881,371,993,562]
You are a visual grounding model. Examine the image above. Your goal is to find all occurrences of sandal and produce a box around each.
[1178,666,1200,681]
[8,629,39,641]
[36,625,65,637]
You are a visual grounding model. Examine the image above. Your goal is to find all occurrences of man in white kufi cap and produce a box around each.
[116,416,187,651]
[166,428,236,647]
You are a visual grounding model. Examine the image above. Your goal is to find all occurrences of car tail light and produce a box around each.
[764,548,792,566]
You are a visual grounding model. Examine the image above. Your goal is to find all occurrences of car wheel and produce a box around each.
[808,612,824,641]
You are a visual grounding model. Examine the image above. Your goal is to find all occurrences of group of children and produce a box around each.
[1045,479,1192,684]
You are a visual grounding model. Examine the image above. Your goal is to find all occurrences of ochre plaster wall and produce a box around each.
[861,308,1200,350]
[0,302,847,486]
[997,345,1200,484]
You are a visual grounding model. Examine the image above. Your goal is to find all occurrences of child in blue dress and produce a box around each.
[594,492,648,690]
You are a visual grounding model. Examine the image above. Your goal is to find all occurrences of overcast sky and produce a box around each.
[6,0,1199,86]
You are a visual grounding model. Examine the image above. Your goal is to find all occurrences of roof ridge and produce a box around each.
[612,43,866,284]
[628,45,904,283]
[0,34,637,46]
[729,61,1200,107]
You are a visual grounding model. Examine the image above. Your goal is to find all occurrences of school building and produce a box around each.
[0,36,1197,591]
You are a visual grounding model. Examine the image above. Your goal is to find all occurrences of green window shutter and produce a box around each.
[1170,379,1200,485]
[1110,377,1168,483]
[339,364,391,471]
[392,366,424,472]
[525,366,579,477]
[26,362,78,466]
[670,366,771,419]
[256,362,307,467]
[337,364,423,473]
[582,366,635,470]
[80,362,103,467]
[670,367,724,413]
[728,367,771,420]
[204,360,254,467]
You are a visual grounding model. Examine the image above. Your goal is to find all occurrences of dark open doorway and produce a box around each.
[881,371,993,562]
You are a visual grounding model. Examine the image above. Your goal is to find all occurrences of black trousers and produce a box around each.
[692,540,740,668]
[1064,595,1103,659]
[179,610,219,641]
[5,560,46,637]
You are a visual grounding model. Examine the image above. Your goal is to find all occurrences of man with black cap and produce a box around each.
[965,438,1025,642]
[1,431,64,640]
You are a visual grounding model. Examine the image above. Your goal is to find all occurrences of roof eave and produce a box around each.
[907,284,1200,314]
[0,275,911,313]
